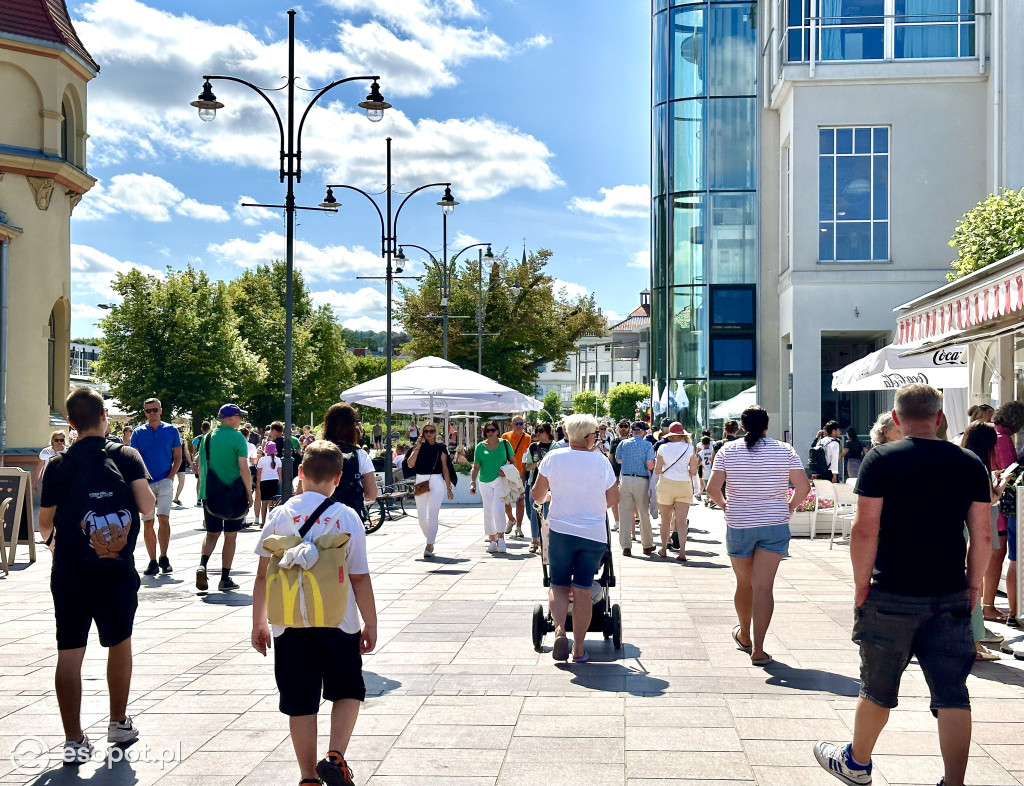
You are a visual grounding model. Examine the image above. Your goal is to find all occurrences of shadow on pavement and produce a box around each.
[27,756,140,786]
[562,658,670,696]
[200,593,252,606]
[679,560,729,569]
[762,660,860,696]
[364,671,402,696]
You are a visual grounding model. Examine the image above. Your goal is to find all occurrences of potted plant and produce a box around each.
[444,459,478,506]
[788,487,833,538]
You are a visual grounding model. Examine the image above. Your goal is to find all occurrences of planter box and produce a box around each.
[789,509,838,539]
[444,472,481,507]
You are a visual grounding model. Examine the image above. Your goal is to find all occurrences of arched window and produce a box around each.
[48,311,56,409]
[61,101,70,162]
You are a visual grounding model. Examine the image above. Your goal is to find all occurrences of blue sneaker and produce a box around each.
[813,741,872,785]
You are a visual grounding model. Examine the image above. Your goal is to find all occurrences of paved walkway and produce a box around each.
[2,487,1022,786]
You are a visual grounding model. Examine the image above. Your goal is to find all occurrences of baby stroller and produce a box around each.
[531,503,622,652]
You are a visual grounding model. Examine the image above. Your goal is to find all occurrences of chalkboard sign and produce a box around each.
[0,467,35,565]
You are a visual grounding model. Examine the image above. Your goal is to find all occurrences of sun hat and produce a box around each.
[265,442,277,455]
[666,422,690,437]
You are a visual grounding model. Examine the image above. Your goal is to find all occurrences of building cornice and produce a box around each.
[0,34,96,80]
[0,146,95,195]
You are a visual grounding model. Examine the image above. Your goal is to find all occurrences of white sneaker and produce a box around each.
[108,715,140,745]
[813,741,872,785]
[496,538,507,553]
[62,735,93,766]
[486,541,498,553]
[611,523,619,532]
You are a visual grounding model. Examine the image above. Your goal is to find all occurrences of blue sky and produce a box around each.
[67,0,652,338]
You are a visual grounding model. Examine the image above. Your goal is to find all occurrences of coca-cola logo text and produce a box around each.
[882,372,929,389]
[932,349,966,366]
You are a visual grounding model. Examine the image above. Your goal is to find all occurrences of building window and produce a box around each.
[787,0,975,62]
[600,375,609,394]
[818,126,889,262]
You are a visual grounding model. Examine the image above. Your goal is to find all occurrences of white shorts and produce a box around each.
[148,477,173,518]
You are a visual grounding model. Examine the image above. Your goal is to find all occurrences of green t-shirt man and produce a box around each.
[474,438,513,483]
[199,423,249,500]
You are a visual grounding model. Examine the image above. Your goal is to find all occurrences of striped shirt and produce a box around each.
[711,437,804,529]
[616,436,655,478]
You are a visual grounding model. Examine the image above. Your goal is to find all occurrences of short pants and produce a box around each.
[204,509,246,533]
[274,627,366,716]
[260,479,280,500]
[656,478,693,505]
[147,477,173,518]
[853,589,973,714]
[51,561,140,649]
[548,529,607,590]
[726,523,790,558]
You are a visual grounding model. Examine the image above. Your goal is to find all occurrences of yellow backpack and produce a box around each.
[263,498,351,628]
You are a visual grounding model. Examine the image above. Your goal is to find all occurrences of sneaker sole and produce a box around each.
[552,635,570,662]
[196,569,208,592]
[107,732,139,746]
[813,748,871,786]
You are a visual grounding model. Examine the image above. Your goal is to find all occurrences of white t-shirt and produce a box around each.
[39,446,63,462]
[698,446,713,469]
[537,448,617,543]
[351,448,375,476]
[657,440,695,481]
[257,455,281,481]
[255,491,369,636]
[246,442,258,465]
[393,453,406,468]
[710,438,804,529]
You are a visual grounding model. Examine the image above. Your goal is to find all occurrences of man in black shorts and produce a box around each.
[814,384,991,786]
[38,387,155,763]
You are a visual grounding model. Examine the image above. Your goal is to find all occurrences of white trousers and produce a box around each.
[415,474,445,545]
[478,478,505,536]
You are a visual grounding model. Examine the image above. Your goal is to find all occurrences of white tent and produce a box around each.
[340,356,543,415]
[709,385,757,420]
[831,344,968,391]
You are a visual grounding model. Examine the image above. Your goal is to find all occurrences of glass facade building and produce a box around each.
[651,0,759,433]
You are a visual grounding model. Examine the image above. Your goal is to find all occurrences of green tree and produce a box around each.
[94,266,262,430]
[541,389,564,422]
[606,382,649,423]
[395,249,605,393]
[947,187,1024,281]
[572,389,606,417]
[340,354,409,431]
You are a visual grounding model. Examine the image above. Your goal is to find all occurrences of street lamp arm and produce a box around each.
[452,242,491,265]
[204,74,286,179]
[295,75,379,182]
[393,182,450,240]
[325,183,387,254]
[396,243,439,265]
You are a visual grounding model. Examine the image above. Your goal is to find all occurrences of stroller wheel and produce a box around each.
[611,604,622,650]
[532,604,546,651]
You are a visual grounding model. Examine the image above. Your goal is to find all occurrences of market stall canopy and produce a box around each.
[340,356,543,414]
[709,386,757,420]
[831,343,968,391]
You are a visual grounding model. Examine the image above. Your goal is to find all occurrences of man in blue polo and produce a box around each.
[132,397,182,576]
[615,421,656,557]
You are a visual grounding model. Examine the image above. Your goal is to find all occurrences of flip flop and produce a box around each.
[732,626,752,654]
[571,652,589,664]
[552,635,570,662]
[751,654,773,667]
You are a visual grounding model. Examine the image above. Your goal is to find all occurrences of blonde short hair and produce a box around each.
[564,413,598,443]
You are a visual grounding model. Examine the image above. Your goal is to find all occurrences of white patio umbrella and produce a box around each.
[340,356,543,416]
[831,343,967,391]
[709,385,757,420]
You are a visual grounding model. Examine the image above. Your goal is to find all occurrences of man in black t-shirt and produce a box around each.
[814,385,991,786]
[38,388,155,763]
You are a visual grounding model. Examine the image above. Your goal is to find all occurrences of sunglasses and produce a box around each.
[484,428,498,433]
[422,429,436,434]
[53,438,66,443]
[144,408,160,414]
[513,421,525,426]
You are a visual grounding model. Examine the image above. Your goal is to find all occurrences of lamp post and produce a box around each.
[396,240,492,360]
[189,8,390,501]
[319,138,457,485]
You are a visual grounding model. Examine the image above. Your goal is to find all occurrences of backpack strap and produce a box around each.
[504,439,512,463]
[299,497,337,538]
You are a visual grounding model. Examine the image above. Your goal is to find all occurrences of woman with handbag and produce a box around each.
[654,422,699,560]
[522,423,555,554]
[470,421,514,554]
[405,421,453,559]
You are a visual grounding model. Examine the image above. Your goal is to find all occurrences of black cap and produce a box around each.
[618,420,630,427]
[660,418,671,429]
[631,421,648,430]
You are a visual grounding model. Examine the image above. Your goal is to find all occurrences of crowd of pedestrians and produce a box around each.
[33,382,1024,786]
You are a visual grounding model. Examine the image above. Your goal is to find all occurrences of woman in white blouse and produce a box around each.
[654,422,699,560]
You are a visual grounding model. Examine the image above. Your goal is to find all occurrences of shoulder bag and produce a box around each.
[203,432,250,521]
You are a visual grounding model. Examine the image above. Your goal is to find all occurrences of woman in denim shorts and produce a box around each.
[531,414,620,663]
[705,406,811,666]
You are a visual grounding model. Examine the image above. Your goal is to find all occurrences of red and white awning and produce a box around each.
[895,270,1024,345]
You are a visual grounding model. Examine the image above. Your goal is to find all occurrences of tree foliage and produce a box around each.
[342,354,409,428]
[947,187,1024,281]
[541,389,564,422]
[95,267,263,429]
[606,382,649,423]
[572,390,606,417]
[395,249,606,393]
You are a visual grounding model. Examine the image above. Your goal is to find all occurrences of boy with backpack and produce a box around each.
[809,420,841,481]
[37,388,156,762]
[252,441,377,786]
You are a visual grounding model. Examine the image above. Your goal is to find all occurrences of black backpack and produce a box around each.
[59,442,139,564]
[808,438,833,477]
[330,442,365,513]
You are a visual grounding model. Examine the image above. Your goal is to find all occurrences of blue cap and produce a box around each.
[218,403,247,419]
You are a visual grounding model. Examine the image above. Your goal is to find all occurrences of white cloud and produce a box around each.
[569,184,650,218]
[602,309,624,326]
[76,173,229,222]
[452,231,481,249]
[207,232,383,284]
[233,198,280,227]
[522,34,552,49]
[551,278,590,301]
[71,243,164,302]
[311,287,387,319]
[343,316,387,331]
[628,250,650,269]
[73,0,562,200]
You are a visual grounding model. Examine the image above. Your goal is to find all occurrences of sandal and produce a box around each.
[529,540,539,554]
[975,644,1000,661]
[676,554,687,563]
[982,604,1007,623]
[657,547,667,558]
[571,652,589,663]
[751,654,773,667]
[732,625,752,654]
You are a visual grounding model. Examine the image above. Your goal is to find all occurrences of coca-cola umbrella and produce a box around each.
[831,343,968,392]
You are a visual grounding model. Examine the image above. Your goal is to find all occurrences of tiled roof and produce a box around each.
[0,0,99,72]
[609,303,651,332]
